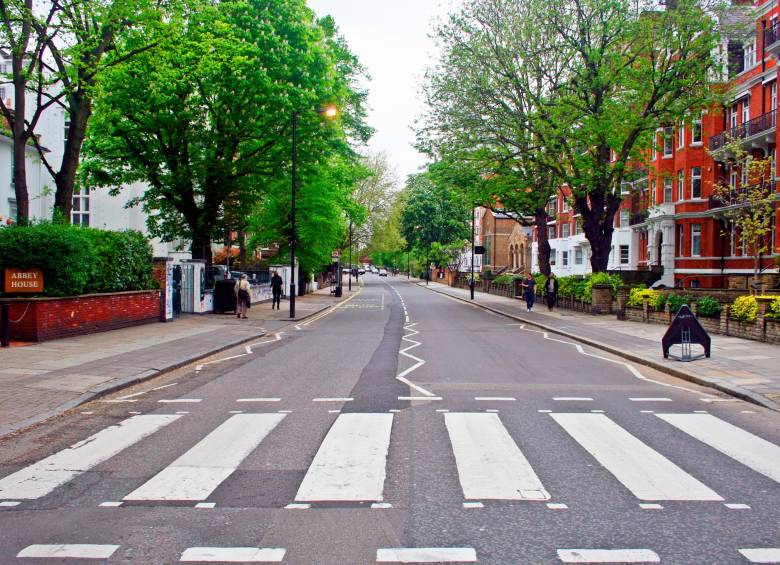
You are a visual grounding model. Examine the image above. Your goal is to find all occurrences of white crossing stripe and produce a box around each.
[17,544,119,559]
[295,413,393,502]
[124,414,285,501]
[0,415,180,500]
[444,413,550,500]
[656,413,780,484]
[550,413,722,501]
[180,547,286,562]
[377,547,477,562]
[553,397,593,401]
[557,548,660,562]
[739,548,780,563]
[629,398,672,402]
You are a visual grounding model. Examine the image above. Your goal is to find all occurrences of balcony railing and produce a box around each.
[709,110,777,151]
[629,213,648,226]
[764,20,780,50]
[708,180,777,209]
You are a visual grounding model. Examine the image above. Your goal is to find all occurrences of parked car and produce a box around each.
[379,268,388,277]
[358,268,365,275]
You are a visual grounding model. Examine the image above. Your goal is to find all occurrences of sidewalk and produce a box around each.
[422,281,780,412]
[0,288,351,437]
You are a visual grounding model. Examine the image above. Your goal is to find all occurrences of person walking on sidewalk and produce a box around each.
[545,273,559,312]
[521,274,536,312]
[270,271,283,310]
[235,274,251,319]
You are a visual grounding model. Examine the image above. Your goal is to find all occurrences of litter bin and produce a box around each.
[213,278,238,314]
[334,285,342,297]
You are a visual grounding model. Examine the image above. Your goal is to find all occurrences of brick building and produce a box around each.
[533,0,780,288]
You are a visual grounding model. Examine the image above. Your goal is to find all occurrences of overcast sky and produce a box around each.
[307,0,460,187]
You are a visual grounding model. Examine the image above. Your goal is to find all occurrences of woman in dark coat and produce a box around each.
[520,275,536,312]
[545,273,559,311]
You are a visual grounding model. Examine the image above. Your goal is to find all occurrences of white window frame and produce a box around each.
[677,170,685,201]
[677,224,684,256]
[562,223,570,238]
[71,187,91,226]
[651,131,657,160]
[620,209,630,228]
[729,169,738,190]
[744,38,756,71]
[562,250,569,267]
[741,98,750,124]
[663,127,674,157]
[548,225,556,241]
[664,178,673,203]
[619,244,630,265]
[575,247,583,264]
[741,158,750,187]
[677,123,685,148]
[772,82,778,113]
[691,167,702,199]
[549,249,557,265]
[691,114,703,144]
[7,198,16,223]
[691,224,701,256]
[730,104,738,129]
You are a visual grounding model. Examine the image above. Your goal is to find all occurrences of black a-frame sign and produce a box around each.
[662,304,711,361]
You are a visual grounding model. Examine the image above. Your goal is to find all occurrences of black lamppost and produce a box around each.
[407,251,410,279]
[290,105,337,319]
[470,205,475,300]
[348,219,353,291]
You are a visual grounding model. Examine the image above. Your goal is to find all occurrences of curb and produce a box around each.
[421,284,780,413]
[0,298,343,439]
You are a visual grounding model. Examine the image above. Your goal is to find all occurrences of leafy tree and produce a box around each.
[349,152,399,252]
[0,0,169,223]
[400,172,471,253]
[424,0,723,272]
[710,138,780,292]
[83,0,369,261]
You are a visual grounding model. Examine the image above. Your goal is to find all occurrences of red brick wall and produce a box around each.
[7,290,161,342]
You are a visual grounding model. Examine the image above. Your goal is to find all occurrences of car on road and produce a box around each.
[379,268,388,277]
[358,268,365,275]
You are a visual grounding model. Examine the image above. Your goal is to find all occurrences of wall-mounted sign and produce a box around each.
[4,268,44,293]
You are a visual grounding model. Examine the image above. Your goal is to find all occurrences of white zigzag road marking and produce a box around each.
[397,323,437,397]
[195,333,283,371]
[509,323,715,398]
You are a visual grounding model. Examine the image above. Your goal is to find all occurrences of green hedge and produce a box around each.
[0,223,156,297]
[533,272,624,303]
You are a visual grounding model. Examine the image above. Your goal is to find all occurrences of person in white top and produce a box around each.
[235,274,251,319]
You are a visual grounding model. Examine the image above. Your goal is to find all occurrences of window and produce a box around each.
[575,247,583,264]
[677,170,685,201]
[548,225,556,240]
[620,181,631,195]
[651,132,657,160]
[562,223,570,238]
[547,197,557,217]
[664,178,673,202]
[730,224,736,256]
[71,187,90,226]
[619,245,630,265]
[573,219,580,235]
[64,116,70,145]
[663,127,674,156]
[741,99,750,124]
[0,87,5,100]
[7,198,16,223]
[744,39,756,70]
[692,114,703,144]
[691,167,702,199]
[549,250,556,266]
[0,63,7,74]
[562,199,569,212]
[562,251,569,266]
[691,224,701,256]
[730,104,738,129]
[772,82,778,113]
[741,158,750,187]
[730,169,738,190]
[620,209,630,228]
[677,123,685,148]
[677,224,684,256]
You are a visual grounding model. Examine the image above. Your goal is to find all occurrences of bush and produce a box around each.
[0,223,155,297]
[696,296,722,317]
[762,295,780,320]
[492,273,517,286]
[627,287,660,308]
[730,296,758,322]
[582,272,623,303]
[666,293,693,315]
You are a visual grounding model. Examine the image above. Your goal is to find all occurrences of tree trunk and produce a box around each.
[238,230,247,268]
[53,94,92,222]
[191,232,213,264]
[534,208,551,276]
[578,189,620,273]
[10,26,30,224]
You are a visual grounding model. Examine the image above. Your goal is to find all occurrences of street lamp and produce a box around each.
[289,104,338,319]
[470,205,475,300]
[348,219,353,292]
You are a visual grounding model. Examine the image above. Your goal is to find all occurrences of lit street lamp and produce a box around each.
[289,104,337,319]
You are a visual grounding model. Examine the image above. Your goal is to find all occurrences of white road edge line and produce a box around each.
[557,548,661,563]
[17,544,120,559]
[376,547,477,563]
[179,547,286,562]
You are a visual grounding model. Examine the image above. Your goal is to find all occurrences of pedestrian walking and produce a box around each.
[545,273,559,311]
[235,274,251,319]
[521,274,536,312]
[270,271,283,310]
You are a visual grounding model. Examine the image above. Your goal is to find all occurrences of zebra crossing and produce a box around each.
[0,409,778,509]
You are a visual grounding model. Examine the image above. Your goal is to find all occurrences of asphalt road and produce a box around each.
[1,275,779,564]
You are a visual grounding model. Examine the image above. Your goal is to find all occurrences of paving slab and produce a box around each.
[0,288,353,437]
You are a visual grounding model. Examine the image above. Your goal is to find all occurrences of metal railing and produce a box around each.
[708,179,777,209]
[709,109,777,151]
